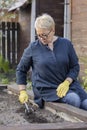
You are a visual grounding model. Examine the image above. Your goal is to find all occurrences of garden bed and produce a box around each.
[0,85,87,130]
[0,87,66,126]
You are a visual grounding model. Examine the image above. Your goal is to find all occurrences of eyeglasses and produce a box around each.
[37,30,52,39]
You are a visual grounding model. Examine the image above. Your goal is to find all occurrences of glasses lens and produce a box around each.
[37,30,51,39]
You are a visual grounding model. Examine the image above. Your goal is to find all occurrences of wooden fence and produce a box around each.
[0,22,20,67]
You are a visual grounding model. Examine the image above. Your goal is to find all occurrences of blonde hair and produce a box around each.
[34,14,55,30]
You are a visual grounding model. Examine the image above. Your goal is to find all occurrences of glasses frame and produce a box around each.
[37,30,52,39]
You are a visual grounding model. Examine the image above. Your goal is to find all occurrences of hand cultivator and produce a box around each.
[24,102,34,115]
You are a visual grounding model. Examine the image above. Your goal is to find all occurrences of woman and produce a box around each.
[16,14,87,110]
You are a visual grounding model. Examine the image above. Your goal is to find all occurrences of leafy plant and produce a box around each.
[82,69,87,92]
[0,0,15,9]
[26,80,32,90]
[79,56,87,64]
[0,55,10,73]
[0,55,4,68]
[0,68,16,84]
[79,56,87,92]
[3,60,9,73]
[1,78,9,84]
[0,0,18,21]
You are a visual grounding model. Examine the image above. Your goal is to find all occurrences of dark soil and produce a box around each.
[0,87,64,126]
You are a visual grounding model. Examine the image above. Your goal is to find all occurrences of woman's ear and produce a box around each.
[52,27,55,33]
[52,29,55,35]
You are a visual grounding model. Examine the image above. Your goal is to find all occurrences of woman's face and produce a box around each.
[36,28,55,45]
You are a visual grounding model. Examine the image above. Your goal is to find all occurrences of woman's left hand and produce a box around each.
[56,80,70,98]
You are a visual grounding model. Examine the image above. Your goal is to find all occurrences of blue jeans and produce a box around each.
[60,92,87,110]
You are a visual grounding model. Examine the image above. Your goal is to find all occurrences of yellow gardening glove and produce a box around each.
[19,90,28,104]
[56,80,70,98]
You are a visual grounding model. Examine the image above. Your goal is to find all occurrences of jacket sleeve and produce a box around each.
[16,44,33,85]
[67,42,80,81]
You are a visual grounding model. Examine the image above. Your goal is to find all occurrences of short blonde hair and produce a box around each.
[34,14,55,30]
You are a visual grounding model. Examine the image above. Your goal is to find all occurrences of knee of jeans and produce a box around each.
[64,92,81,107]
[81,99,87,110]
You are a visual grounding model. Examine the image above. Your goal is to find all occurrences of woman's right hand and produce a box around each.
[19,90,28,104]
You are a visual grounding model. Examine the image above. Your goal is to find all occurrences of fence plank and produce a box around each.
[17,23,20,63]
[12,22,16,65]
[2,22,5,59]
[7,22,11,62]
[0,22,20,67]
